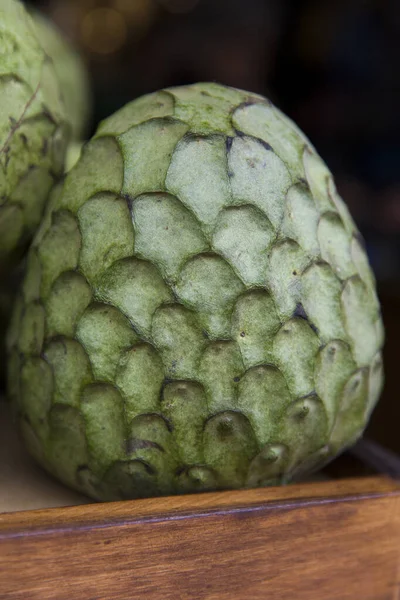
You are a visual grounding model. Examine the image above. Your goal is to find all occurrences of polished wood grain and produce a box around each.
[1,476,399,600]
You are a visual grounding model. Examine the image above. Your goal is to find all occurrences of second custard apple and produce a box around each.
[0,0,70,271]
[31,11,92,141]
[8,83,384,501]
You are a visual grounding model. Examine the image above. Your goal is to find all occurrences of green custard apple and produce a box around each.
[0,0,70,271]
[0,266,20,386]
[65,141,84,173]
[7,83,384,501]
[31,11,92,141]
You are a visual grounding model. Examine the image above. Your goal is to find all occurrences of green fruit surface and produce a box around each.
[7,83,384,501]
[0,0,69,270]
[32,11,91,141]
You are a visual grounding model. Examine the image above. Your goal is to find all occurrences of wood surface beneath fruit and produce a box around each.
[0,476,399,600]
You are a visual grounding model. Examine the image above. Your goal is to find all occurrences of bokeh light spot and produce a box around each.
[81,7,127,55]
[158,0,200,15]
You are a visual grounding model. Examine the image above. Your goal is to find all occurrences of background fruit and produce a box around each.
[31,11,92,141]
[65,141,84,173]
[0,3,92,391]
[0,0,70,271]
[7,83,384,501]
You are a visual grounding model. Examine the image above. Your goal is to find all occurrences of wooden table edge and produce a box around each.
[1,474,399,538]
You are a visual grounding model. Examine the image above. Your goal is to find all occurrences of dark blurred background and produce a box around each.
[27,0,400,453]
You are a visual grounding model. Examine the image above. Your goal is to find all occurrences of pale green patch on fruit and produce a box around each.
[279,395,328,472]
[19,357,52,442]
[328,179,357,234]
[178,465,218,494]
[33,181,64,248]
[266,240,309,320]
[127,414,178,494]
[37,210,81,297]
[120,118,188,198]
[6,295,24,351]
[100,459,159,500]
[282,184,320,256]
[3,113,56,191]
[301,262,347,342]
[273,318,320,398]
[166,135,231,229]
[350,235,381,315]
[44,338,92,407]
[98,91,174,136]
[247,444,289,487]
[212,205,274,286]
[10,166,54,234]
[96,258,173,337]
[175,253,245,338]
[115,344,164,421]
[330,368,369,450]
[203,411,258,488]
[78,193,135,284]
[232,102,306,180]
[21,249,41,304]
[351,235,375,290]
[314,341,356,430]
[318,212,356,279]
[162,381,208,464]
[341,276,379,366]
[367,352,384,419]
[237,365,292,446]
[152,304,206,380]
[46,405,88,489]
[76,304,139,382]
[132,192,208,281]
[45,272,92,338]
[303,147,334,212]
[199,341,244,413]
[61,137,124,213]
[168,82,243,135]
[0,77,32,153]
[228,135,291,228]
[18,301,45,356]
[81,384,127,474]
[0,204,23,256]
[231,291,281,368]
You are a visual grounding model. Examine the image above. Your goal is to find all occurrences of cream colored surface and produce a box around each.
[0,401,91,514]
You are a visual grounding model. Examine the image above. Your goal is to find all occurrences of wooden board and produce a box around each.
[1,476,399,600]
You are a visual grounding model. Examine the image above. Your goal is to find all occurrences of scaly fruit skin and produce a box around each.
[7,83,384,501]
[0,0,70,271]
[32,11,91,141]
[0,266,21,387]
[65,141,83,173]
